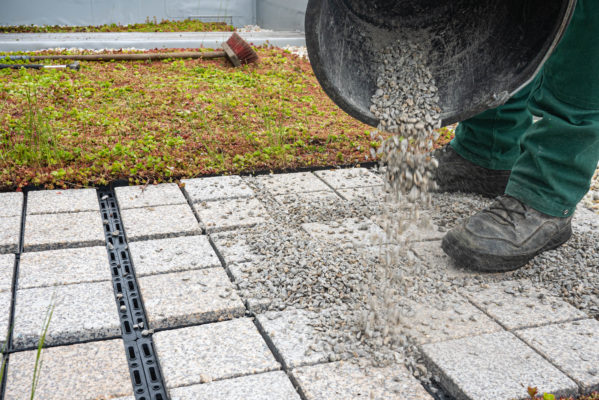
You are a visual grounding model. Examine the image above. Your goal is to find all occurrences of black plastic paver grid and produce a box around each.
[98,188,167,400]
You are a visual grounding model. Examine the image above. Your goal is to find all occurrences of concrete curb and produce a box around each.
[0,31,306,52]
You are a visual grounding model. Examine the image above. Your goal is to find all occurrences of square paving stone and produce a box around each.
[518,319,599,393]
[0,216,20,254]
[371,213,445,242]
[211,231,262,265]
[314,168,383,189]
[256,309,330,369]
[0,254,14,293]
[23,211,105,252]
[421,331,578,400]
[115,183,187,209]
[27,188,99,214]
[153,318,280,388]
[257,172,331,196]
[129,235,220,277]
[399,294,502,345]
[168,371,301,400]
[0,192,23,218]
[182,175,255,203]
[0,291,11,347]
[18,246,110,289]
[302,218,388,248]
[194,198,271,233]
[292,360,433,400]
[463,280,587,330]
[224,261,272,312]
[13,281,120,349]
[120,204,201,242]
[274,191,341,208]
[338,185,385,201]
[5,339,132,400]
[138,268,245,330]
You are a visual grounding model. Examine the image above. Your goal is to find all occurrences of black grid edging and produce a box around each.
[98,188,168,400]
[0,192,27,399]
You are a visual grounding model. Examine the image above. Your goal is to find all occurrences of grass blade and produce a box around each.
[30,295,55,400]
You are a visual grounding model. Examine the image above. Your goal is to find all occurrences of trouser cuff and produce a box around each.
[505,181,575,218]
[450,139,514,171]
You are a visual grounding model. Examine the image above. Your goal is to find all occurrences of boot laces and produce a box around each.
[484,196,527,228]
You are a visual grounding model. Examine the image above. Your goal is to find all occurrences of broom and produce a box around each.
[3,33,259,67]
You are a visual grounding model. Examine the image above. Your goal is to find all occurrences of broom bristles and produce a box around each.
[226,33,259,64]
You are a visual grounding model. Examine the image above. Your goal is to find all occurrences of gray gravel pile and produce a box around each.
[226,177,598,394]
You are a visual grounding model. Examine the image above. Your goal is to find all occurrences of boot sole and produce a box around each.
[441,224,572,272]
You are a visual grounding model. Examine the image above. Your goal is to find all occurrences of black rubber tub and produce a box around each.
[305,0,577,127]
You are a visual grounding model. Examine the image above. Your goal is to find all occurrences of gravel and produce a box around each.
[283,45,308,59]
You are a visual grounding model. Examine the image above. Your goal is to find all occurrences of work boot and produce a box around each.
[433,144,511,198]
[442,195,573,272]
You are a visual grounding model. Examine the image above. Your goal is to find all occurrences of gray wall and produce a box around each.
[0,0,308,30]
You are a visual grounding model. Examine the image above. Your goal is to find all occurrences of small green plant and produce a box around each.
[527,387,556,400]
[30,298,55,399]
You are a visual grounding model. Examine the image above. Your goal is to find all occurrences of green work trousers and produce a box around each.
[451,0,599,218]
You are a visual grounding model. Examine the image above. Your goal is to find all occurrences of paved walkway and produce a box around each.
[0,168,597,400]
[0,31,306,52]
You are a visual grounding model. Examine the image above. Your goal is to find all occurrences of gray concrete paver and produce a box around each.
[27,188,99,214]
[23,211,105,252]
[421,331,578,400]
[168,371,301,400]
[115,183,187,209]
[400,294,503,345]
[464,280,587,330]
[292,360,432,400]
[274,191,341,207]
[518,319,599,393]
[302,218,388,247]
[138,268,246,330]
[371,213,445,242]
[0,254,14,293]
[129,235,220,277]
[0,192,23,218]
[13,281,120,349]
[257,172,331,196]
[211,231,262,265]
[0,292,10,348]
[120,204,201,241]
[5,339,132,400]
[182,176,255,203]
[0,216,20,254]
[314,168,383,189]
[18,246,110,289]
[338,185,385,201]
[153,318,280,388]
[194,198,271,233]
[256,309,330,369]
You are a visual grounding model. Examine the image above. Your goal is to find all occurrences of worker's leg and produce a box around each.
[442,0,599,271]
[506,0,599,217]
[451,78,538,170]
[434,71,540,198]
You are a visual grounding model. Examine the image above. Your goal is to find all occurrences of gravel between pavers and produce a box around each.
[212,171,599,397]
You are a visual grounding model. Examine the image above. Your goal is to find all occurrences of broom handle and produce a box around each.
[25,51,226,61]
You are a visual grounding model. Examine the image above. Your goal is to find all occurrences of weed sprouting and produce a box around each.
[30,298,55,399]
